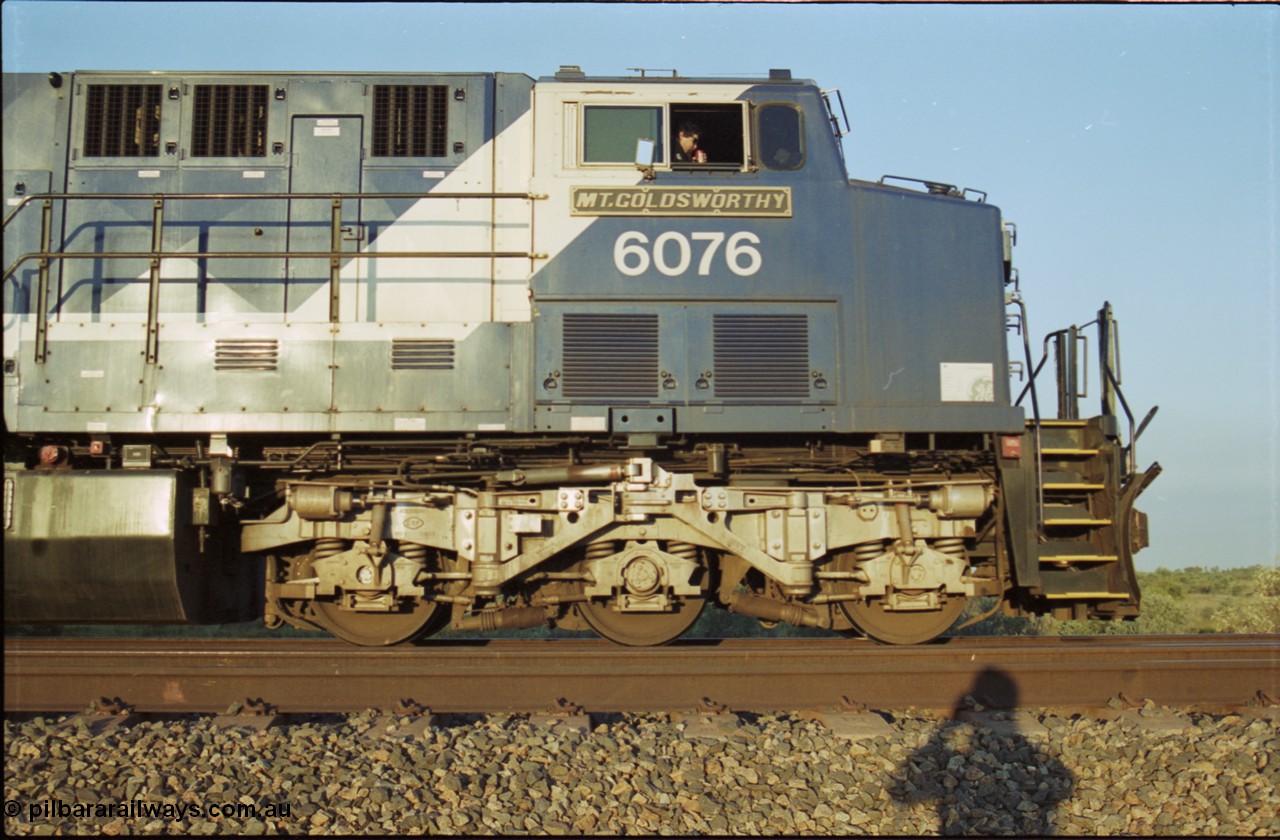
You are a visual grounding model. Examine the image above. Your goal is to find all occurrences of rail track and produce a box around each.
[4,635,1276,715]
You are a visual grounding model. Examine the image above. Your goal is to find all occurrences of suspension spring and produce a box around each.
[584,541,617,562]
[933,537,966,559]
[399,542,428,565]
[667,541,699,563]
[853,540,887,564]
[313,538,346,560]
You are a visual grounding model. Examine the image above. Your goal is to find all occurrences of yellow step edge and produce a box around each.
[1029,419,1088,427]
[1041,448,1100,457]
[1040,555,1119,564]
[1043,483,1106,491]
[1044,592,1132,600]
[1044,518,1113,527]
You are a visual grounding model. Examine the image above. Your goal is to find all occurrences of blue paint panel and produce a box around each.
[60,167,181,318]
[531,81,1019,434]
[846,182,1020,431]
[4,69,1021,437]
[173,169,290,318]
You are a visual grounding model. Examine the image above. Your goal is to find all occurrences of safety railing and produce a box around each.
[1014,302,1156,479]
[2,191,547,364]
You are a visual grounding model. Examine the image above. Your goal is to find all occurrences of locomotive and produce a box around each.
[2,67,1160,646]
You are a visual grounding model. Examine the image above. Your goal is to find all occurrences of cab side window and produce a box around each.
[669,104,744,169]
[758,104,804,171]
[583,106,664,164]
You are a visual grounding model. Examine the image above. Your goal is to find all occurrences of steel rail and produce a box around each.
[5,635,1276,715]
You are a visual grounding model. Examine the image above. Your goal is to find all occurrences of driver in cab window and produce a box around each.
[674,122,708,163]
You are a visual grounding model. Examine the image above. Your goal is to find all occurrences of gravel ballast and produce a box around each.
[5,707,1277,835]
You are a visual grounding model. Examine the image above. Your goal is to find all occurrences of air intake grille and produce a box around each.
[713,314,810,398]
[391,339,456,370]
[562,314,659,398]
[372,85,448,157]
[83,84,162,157]
[214,338,279,371]
[191,85,269,157]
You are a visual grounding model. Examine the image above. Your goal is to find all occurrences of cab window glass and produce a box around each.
[583,107,664,164]
[670,104,744,169]
[758,105,804,171]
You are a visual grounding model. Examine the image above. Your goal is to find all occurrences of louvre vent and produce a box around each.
[191,85,269,157]
[214,338,279,371]
[714,314,810,398]
[83,84,162,157]
[391,339,456,370]
[562,314,659,398]
[372,85,448,157]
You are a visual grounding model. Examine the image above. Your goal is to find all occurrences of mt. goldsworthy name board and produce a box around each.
[571,186,792,217]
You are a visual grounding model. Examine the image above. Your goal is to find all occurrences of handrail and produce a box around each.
[5,248,541,281]
[2,190,546,230]
[3,190,547,364]
[1014,303,1144,479]
[1009,293,1045,531]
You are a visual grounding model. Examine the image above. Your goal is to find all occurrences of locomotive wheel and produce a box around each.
[287,544,457,646]
[577,596,706,647]
[310,596,444,647]
[841,596,966,645]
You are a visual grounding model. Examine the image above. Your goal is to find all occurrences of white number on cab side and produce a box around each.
[613,231,762,278]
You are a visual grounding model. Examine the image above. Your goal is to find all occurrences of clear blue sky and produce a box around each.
[3,1,1277,572]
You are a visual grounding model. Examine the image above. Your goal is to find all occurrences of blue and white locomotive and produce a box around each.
[2,67,1159,645]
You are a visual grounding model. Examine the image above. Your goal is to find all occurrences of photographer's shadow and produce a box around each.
[891,667,1074,836]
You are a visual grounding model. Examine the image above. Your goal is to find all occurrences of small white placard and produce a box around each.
[394,417,427,432]
[86,422,108,432]
[7,198,23,206]
[506,513,543,535]
[316,119,340,127]
[313,126,341,137]
[570,415,608,432]
[242,170,266,179]
[940,362,995,402]
[478,423,508,431]
[137,170,161,179]
[422,170,445,179]
[80,370,105,379]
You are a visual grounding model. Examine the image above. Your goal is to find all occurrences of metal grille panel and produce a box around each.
[562,314,659,399]
[713,314,810,398]
[214,339,279,371]
[391,339,456,371]
[372,85,448,157]
[191,85,269,157]
[83,85,162,157]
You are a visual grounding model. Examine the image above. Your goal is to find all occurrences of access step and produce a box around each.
[1044,518,1114,527]
[1040,555,1119,566]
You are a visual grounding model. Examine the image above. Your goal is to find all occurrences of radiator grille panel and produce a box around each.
[391,339,456,371]
[713,314,810,398]
[214,339,279,371]
[191,85,269,157]
[372,85,448,157]
[83,84,162,157]
[562,314,659,399]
